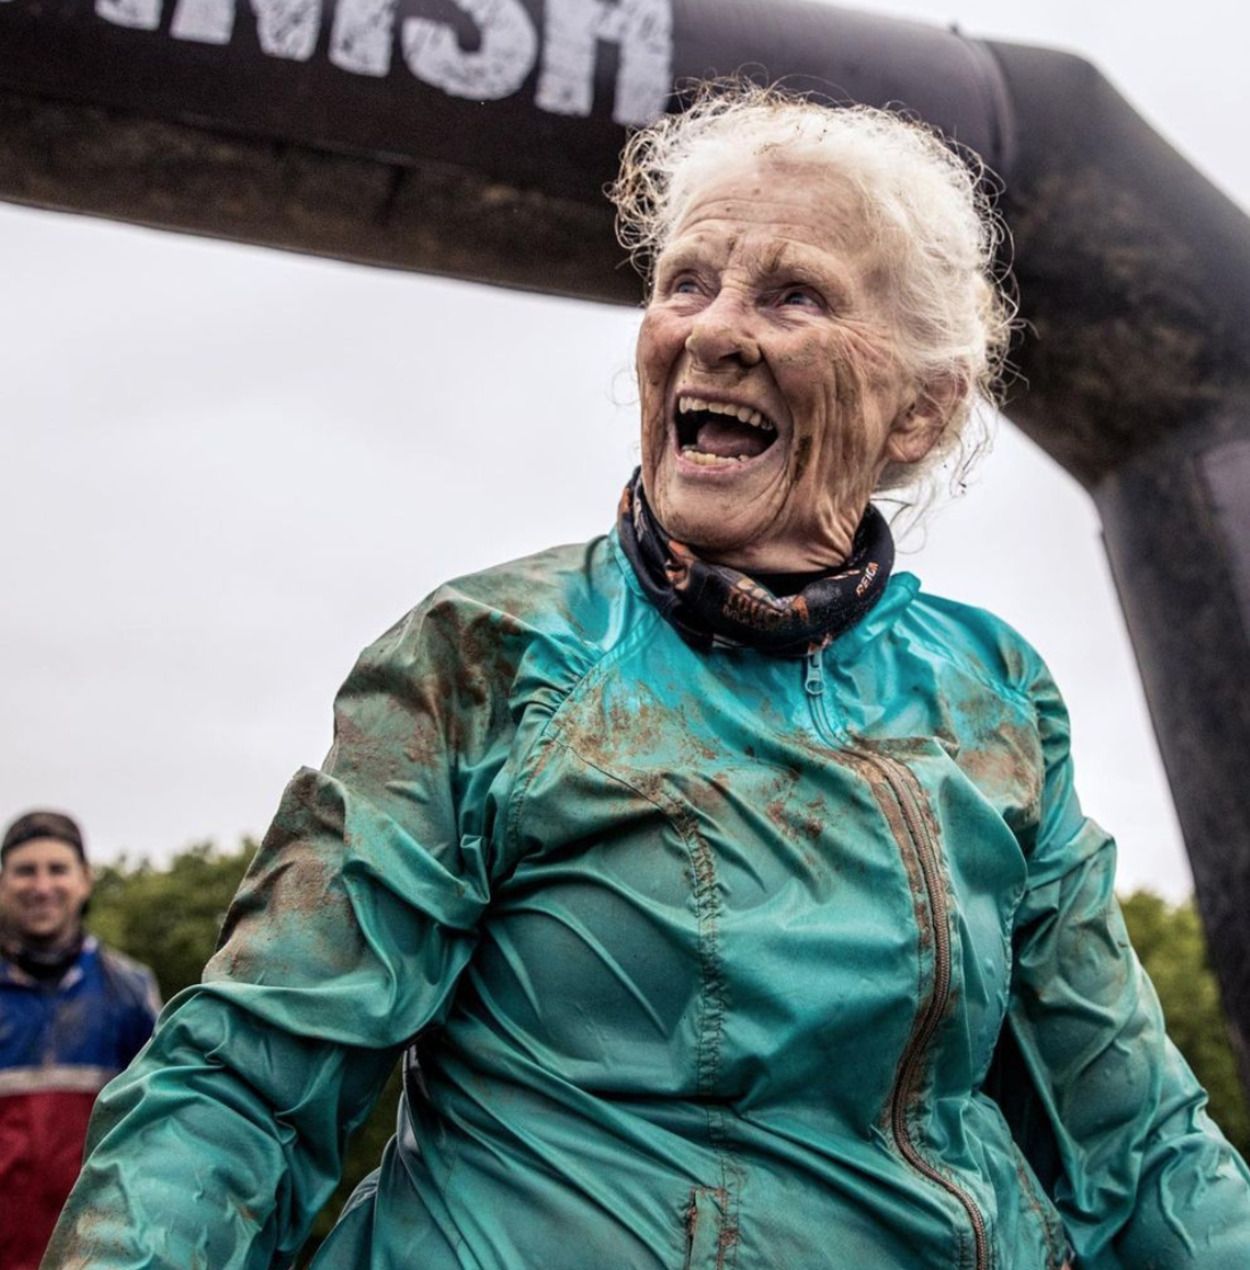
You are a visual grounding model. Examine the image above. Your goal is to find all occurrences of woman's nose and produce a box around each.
[684,295,761,369]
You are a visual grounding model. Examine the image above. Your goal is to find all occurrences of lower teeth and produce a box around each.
[681,446,747,466]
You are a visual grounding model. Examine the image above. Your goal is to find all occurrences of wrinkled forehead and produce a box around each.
[667,152,878,253]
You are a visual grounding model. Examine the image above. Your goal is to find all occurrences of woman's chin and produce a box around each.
[652,492,841,572]
[655,502,775,563]
[651,466,776,543]
[653,488,738,543]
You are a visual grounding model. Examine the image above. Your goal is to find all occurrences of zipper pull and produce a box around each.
[804,648,825,696]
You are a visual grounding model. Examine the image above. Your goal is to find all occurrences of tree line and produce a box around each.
[88,841,1250,1257]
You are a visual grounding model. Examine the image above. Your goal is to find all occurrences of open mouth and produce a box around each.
[674,394,778,467]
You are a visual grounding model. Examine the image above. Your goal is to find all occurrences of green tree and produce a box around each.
[89,841,256,1000]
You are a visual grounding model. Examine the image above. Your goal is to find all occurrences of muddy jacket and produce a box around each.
[1,935,158,1270]
[48,532,1250,1269]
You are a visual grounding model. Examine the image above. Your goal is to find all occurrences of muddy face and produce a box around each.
[636,156,942,572]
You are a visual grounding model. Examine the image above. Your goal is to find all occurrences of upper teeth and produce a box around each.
[677,396,774,430]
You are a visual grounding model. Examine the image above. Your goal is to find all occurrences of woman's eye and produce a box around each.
[672,276,701,295]
[778,287,820,308]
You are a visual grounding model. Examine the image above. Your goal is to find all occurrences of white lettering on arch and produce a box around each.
[169,0,231,42]
[169,0,320,59]
[330,0,398,76]
[95,0,162,30]
[537,0,672,126]
[403,0,538,101]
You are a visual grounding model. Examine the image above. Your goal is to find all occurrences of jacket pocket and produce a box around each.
[684,1185,737,1270]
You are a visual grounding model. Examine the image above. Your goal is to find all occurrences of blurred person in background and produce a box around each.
[0,810,159,1270]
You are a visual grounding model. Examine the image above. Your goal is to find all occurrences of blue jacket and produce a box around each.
[1,935,158,1269]
[48,532,1250,1267]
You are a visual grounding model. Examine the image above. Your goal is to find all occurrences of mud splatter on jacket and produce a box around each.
[47,532,1250,1268]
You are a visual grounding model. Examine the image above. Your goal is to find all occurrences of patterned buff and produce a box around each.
[3,930,85,984]
[617,469,894,657]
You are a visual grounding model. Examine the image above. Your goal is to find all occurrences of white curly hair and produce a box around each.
[608,80,1016,502]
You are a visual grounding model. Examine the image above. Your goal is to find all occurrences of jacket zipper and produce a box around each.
[804,650,990,1270]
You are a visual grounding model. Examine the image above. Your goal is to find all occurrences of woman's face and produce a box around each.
[636,154,943,572]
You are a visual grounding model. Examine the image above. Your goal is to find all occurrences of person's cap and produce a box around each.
[1,810,87,865]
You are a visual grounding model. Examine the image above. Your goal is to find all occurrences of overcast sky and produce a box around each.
[1,0,1245,899]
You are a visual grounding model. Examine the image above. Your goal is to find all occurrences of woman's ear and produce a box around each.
[884,376,966,467]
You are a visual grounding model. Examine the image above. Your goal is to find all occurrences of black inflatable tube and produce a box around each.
[988,41,1250,485]
[986,39,1250,1078]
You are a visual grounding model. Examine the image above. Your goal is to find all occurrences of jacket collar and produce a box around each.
[827,571,920,659]
[610,523,919,659]
[0,933,95,990]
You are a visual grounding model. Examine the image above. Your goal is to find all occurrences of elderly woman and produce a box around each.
[50,85,1250,1269]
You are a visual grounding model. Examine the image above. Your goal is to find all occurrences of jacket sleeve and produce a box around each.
[1004,654,1250,1268]
[45,592,517,1269]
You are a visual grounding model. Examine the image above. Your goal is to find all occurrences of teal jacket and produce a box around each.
[48,531,1250,1268]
